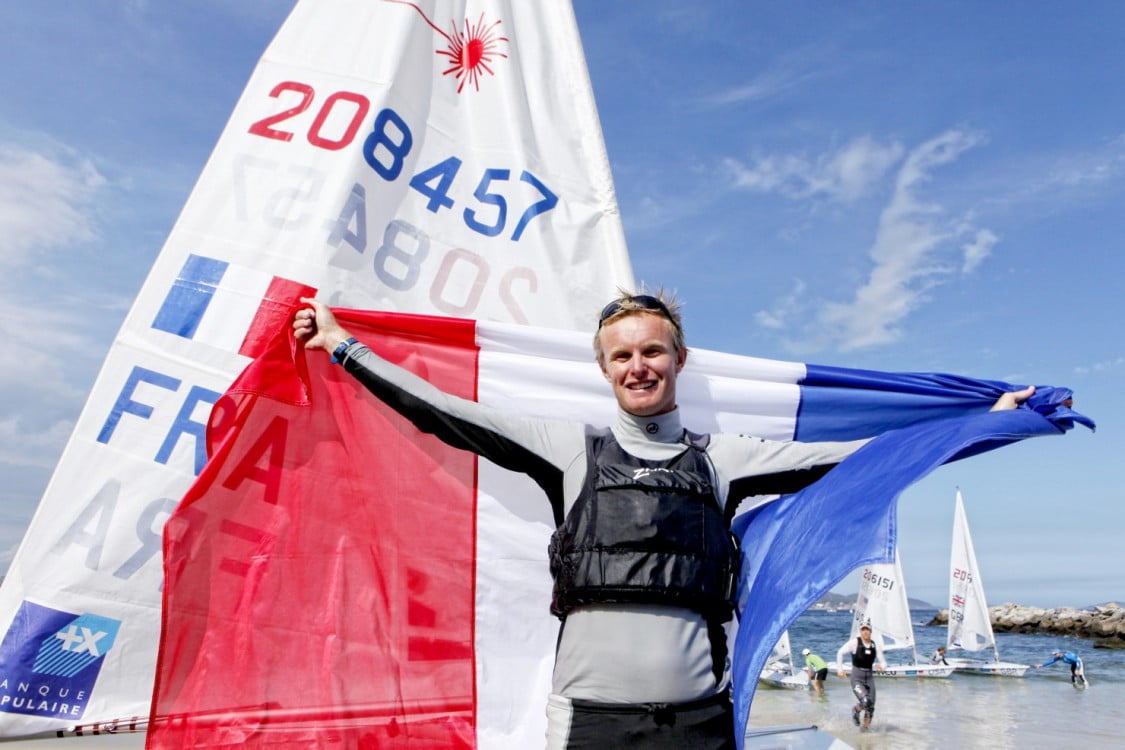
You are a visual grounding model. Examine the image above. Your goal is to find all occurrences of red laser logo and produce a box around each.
[385,0,509,93]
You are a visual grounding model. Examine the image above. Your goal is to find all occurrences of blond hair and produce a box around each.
[592,287,685,365]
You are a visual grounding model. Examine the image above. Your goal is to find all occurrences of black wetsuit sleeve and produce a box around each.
[341,343,585,512]
[709,432,869,517]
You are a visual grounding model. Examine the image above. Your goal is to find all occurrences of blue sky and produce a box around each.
[0,1,1120,608]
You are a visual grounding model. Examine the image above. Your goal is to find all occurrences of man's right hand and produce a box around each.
[293,297,351,354]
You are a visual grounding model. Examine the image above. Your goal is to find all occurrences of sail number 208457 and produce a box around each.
[247,81,558,243]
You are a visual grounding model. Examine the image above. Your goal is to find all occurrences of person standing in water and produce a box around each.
[836,624,886,730]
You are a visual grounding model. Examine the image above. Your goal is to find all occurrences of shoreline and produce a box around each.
[927,601,1125,649]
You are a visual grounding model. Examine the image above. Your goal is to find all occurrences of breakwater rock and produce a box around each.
[927,602,1125,649]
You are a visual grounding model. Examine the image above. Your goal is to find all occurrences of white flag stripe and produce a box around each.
[190,265,275,352]
[471,322,809,744]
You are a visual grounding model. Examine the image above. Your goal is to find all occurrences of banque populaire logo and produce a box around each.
[0,601,122,720]
[384,0,509,92]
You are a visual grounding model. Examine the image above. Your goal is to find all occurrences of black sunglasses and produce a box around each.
[598,294,676,329]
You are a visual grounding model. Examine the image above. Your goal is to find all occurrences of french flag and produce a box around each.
[149,310,1091,749]
[151,254,316,359]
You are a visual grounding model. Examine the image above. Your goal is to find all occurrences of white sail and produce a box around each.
[852,556,915,654]
[945,490,1029,676]
[947,490,996,654]
[759,631,808,690]
[773,630,793,662]
[849,554,954,677]
[0,0,633,739]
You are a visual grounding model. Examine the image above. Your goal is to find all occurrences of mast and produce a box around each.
[783,631,797,676]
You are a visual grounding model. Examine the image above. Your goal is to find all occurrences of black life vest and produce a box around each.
[852,637,878,670]
[548,427,739,622]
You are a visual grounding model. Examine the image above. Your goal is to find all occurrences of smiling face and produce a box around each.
[597,312,687,417]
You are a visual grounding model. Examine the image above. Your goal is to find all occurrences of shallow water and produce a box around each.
[746,610,1124,749]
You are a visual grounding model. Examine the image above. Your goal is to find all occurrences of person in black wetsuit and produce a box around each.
[293,291,1034,749]
[836,624,886,730]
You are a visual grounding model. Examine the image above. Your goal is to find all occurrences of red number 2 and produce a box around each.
[248,81,315,142]
[249,82,371,152]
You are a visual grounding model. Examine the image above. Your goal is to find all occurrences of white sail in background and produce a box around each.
[758,631,808,690]
[850,555,954,678]
[852,557,915,654]
[948,489,995,654]
[0,0,633,739]
[771,630,794,663]
[946,490,1029,676]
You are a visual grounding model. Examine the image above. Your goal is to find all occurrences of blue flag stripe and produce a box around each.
[151,254,228,339]
[731,378,1092,746]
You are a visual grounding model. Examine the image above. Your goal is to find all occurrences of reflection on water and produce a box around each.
[746,610,1124,749]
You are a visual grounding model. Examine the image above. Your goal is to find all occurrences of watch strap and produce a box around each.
[330,337,358,365]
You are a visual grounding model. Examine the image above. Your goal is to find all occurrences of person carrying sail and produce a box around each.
[931,645,949,665]
[293,290,1034,749]
[836,624,887,730]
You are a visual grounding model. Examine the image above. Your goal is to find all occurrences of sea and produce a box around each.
[745,609,1124,749]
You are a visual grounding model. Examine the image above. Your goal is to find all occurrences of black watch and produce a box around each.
[330,337,357,365]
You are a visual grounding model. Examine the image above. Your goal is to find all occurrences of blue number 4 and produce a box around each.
[408,159,558,242]
[410,157,462,212]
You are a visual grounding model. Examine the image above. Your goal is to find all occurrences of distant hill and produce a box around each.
[813,591,854,608]
[813,591,936,610]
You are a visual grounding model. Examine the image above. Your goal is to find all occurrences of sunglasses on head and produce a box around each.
[597,294,675,329]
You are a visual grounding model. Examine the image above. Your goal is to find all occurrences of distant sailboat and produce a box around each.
[758,631,810,690]
[944,490,1029,677]
[845,555,954,677]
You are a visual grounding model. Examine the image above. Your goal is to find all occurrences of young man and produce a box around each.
[931,645,948,665]
[802,648,828,694]
[293,291,1031,749]
[836,624,887,730]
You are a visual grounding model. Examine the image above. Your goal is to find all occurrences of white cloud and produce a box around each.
[961,228,998,273]
[759,129,1001,352]
[0,145,105,269]
[1043,133,1125,190]
[0,144,112,476]
[725,135,904,203]
[822,130,983,350]
[754,279,806,331]
[706,65,817,106]
[0,415,74,469]
[0,301,95,398]
[703,44,833,107]
[1073,356,1125,375]
[976,132,1125,217]
[0,297,98,490]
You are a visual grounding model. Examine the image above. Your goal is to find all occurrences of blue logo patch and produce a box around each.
[0,601,121,719]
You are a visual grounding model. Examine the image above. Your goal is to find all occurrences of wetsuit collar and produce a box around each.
[615,408,685,444]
